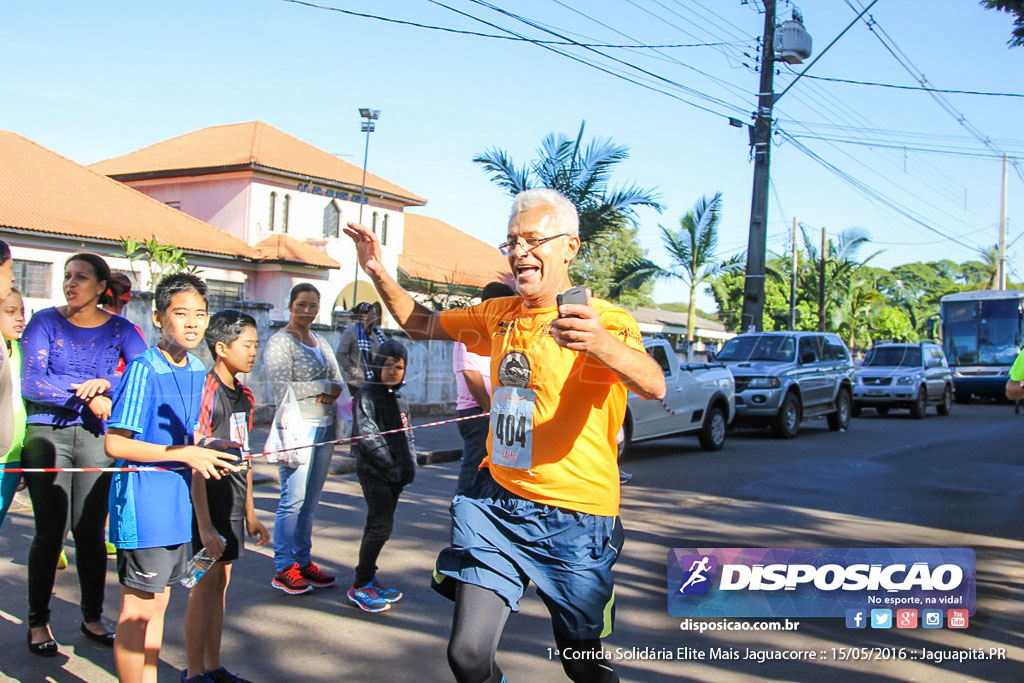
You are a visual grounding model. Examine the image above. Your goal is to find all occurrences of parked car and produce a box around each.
[852,342,953,418]
[716,331,855,439]
[623,338,735,452]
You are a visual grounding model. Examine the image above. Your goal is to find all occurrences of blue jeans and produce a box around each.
[0,462,21,530]
[273,423,335,573]
[455,407,488,496]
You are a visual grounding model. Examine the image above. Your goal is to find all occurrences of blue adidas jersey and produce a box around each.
[107,347,205,549]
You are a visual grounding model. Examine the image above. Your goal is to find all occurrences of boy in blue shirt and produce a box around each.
[183,310,270,683]
[105,274,240,683]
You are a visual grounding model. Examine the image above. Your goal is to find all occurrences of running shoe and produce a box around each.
[347,584,391,612]
[57,550,68,570]
[206,667,253,683]
[271,563,313,595]
[106,541,117,558]
[298,561,336,588]
[180,669,212,682]
[370,576,402,603]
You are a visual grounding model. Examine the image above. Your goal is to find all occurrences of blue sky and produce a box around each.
[2,0,1022,307]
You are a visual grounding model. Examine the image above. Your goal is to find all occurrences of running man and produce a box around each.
[345,189,665,682]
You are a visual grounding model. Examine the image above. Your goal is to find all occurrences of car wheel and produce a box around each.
[771,392,801,439]
[827,388,851,431]
[698,404,727,451]
[936,385,953,416]
[909,386,927,419]
[851,402,862,418]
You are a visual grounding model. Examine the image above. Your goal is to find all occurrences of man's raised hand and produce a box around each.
[343,221,384,278]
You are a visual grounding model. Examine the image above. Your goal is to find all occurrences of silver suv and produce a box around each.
[716,332,855,438]
[853,342,953,418]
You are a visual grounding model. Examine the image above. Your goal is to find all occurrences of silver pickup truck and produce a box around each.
[622,338,736,453]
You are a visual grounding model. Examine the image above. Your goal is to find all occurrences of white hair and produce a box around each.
[509,189,579,236]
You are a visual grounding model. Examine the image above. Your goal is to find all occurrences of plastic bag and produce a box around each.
[334,383,353,441]
[264,387,317,468]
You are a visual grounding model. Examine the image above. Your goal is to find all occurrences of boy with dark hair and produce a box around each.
[105,273,241,683]
[183,310,270,683]
[348,339,416,612]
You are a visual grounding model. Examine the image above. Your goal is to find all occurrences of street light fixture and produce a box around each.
[352,107,380,307]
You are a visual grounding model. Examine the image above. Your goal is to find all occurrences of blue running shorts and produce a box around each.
[432,469,625,639]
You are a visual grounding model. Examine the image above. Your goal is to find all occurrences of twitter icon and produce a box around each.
[870,609,892,629]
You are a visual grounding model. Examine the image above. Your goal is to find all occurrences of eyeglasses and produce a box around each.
[498,233,570,256]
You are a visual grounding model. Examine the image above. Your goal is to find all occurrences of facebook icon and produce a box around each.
[845,609,867,629]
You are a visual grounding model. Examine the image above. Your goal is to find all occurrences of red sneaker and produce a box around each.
[299,561,336,588]
[271,563,313,595]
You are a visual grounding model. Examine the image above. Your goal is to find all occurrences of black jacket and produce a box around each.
[353,383,416,486]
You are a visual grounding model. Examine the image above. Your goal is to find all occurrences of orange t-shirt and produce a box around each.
[439,295,644,516]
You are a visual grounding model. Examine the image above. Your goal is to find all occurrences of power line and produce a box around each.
[798,73,1024,98]
[845,0,1024,187]
[427,0,748,119]
[278,0,740,47]
[780,131,986,252]
[786,134,1024,160]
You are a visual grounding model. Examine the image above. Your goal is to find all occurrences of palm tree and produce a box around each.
[612,192,742,341]
[473,122,663,245]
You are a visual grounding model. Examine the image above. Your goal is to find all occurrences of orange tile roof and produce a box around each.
[254,234,340,269]
[0,130,260,259]
[400,214,512,289]
[89,121,427,206]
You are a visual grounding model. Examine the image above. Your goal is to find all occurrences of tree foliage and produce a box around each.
[474,121,662,306]
[571,224,654,309]
[981,0,1024,47]
[612,192,742,340]
[710,228,1020,350]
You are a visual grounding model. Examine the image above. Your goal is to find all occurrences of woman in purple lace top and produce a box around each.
[21,253,146,656]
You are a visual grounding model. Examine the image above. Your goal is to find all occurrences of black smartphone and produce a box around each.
[557,285,588,318]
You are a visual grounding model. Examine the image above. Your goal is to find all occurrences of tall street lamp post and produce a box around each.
[352,107,379,307]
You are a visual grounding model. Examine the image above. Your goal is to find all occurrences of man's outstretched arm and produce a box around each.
[343,221,452,341]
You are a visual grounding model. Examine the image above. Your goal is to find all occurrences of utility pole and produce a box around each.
[790,216,798,330]
[740,0,776,333]
[999,153,1008,290]
[818,227,827,331]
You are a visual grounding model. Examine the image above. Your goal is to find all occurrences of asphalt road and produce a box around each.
[1,403,1021,682]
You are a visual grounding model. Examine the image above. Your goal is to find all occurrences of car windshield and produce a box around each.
[717,335,795,362]
[864,347,921,367]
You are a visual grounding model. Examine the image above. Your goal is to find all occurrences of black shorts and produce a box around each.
[192,471,247,562]
[117,543,191,592]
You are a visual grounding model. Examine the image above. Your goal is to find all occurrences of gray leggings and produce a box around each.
[22,424,113,627]
[447,582,619,683]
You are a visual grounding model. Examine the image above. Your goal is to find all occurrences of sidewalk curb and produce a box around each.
[251,448,463,486]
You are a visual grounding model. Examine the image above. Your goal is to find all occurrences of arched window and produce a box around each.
[372,211,379,234]
[323,200,340,237]
[268,192,277,231]
[381,214,388,245]
[282,195,290,233]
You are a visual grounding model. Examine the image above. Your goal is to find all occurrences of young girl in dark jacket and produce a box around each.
[347,339,416,613]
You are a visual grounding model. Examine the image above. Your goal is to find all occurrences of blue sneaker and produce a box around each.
[370,577,403,603]
[347,583,391,612]
[181,669,212,683]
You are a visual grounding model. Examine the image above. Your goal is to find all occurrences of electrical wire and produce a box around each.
[845,0,1024,187]
[797,73,1024,98]
[423,0,743,120]
[278,0,741,47]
